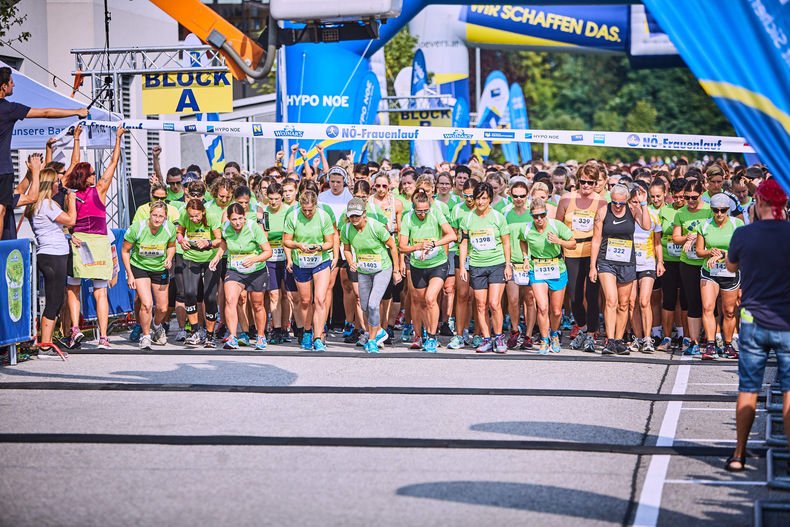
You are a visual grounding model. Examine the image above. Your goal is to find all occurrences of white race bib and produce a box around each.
[230,252,254,273]
[667,242,682,257]
[470,228,496,251]
[297,250,322,269]
[186,231,210,243]
[685,245,699,260]
[533,258,560,280]
[413,238,439,261]
[571,209,595,232]
[635,242,651,266]
[606,238,633,263]
[139,243,165,258]
[512,263,530,285]
[357,253,383,273]
[269,239,286,262]
[710,259,735,277]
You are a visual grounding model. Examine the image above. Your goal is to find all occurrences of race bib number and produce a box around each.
[230,252,254,273]
[533,258,561,281]
[635,242,651,266]
[269,239,285,262]
[357,253,383,273]
[297,250,322,269]
[470,228,496,251]
[606,238,632,263]
[512,263,530,285]
[186,231,210,243]
[667,242,682,257]
[685,245,699,260]
[139,243,165,258]
[710,259,735,277]
[571,209,595,232]
[413,238,439,261]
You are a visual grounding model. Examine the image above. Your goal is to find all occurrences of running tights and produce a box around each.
[182,259,220,320]
[678,262,703,318]
[565,256,600,332]
[661,261,688,312]
[358,267,393,327]
[38,253,67,320]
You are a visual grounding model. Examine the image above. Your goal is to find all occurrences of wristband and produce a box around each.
[177,235,184,243]
[640,201,647,206]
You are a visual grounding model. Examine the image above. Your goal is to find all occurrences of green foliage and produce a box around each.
[387,113,411,165]
[384,26,418,92]
[0,0,29,45]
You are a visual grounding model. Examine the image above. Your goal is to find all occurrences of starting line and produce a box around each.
[66,118,756,153]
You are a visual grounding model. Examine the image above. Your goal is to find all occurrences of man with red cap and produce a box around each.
[725,178,790,472]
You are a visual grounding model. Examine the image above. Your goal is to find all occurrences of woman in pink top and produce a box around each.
[63,126,125,349]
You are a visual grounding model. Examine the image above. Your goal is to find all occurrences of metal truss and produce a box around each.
[72,45,228,76]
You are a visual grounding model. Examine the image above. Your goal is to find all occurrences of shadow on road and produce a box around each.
[470,421,650,445]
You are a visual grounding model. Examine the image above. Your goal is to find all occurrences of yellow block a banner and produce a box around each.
[142,71,232,114]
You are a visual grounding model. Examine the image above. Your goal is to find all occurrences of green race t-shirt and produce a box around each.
[519,219,573,274]
[264,204,289,262]
[673,204,713,266]
[206,201,229,227]
[697,217,744,272]
[221,219,268,274]
[284,206,336,267]
[167,188,184,202]
[459,208,509,267]
[401,207,450,269]
[337,202,388,227]
[340,219,393,274]
[179,208,220,263]
[657,204,683,263]
[396,193,413,214]
[124,219,177,272]
[491,198,509,213]
[502,204,532,264]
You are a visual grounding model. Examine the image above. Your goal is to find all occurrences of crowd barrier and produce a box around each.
[0,239,36,365]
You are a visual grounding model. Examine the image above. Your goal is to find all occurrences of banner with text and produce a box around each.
[0,239,32,347]
[142,71,233,114]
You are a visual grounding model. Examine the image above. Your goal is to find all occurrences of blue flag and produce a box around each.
[509,83,532,163]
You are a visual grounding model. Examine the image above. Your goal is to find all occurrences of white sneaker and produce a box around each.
[140,335,153,350]
[152,326,167,345]
[175,329,187,342]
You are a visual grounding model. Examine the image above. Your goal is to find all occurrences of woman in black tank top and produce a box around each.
[589,183,652,355]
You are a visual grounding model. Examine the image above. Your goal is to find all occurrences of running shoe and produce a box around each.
[410,336,423,350]
[140,334,153,350]
[215,323,228,340]
[448,335,464,350]
[642,338,656,354]
[670,335,682,351]
[152,325,168,345]
[268,328,282,345]
[472,335,483,347]
[364,340,380,354]
[357,332,369,347]
[627,338,642,354]
[520,335,534,350]
[570,329,587,350]
[374,329,388,347]
[385,327,395,345]
[507,330,520,349]
[394,310,405,330]
[281,328,292,343]
[701,342,718,360]
[602,338,617,355]
[255,335,267,350]
[300,331,313,350]
[561,316,572,330]
[185,331,202,346]
[682,342,701,356]
[721,343,738,359]
[423,337,438,353]
[97,336,110,349]
[293,326,304,343]
[175,328,187,342]
[550,331,561,353]
[439,321,454,337]
[475,338,493,353]
[448,317,456,333]
[537,337,550,355]
[162,321,170,334]
[583,334,596,353]
[238,332,250,347]
[731,335,740,352]
[615,339,630,355]
[344,328,361,344]
[37,347,67,360]
[203,334,216,349]
[67,326,85,349]
[129,324,142,343]
[657,337,672,353]
[494,334,507,354]
[401,324,414,342]
[224,336,239,350]
[715,334,725,351]
[342,322,354,339]
[313,338,327,352]
[681,337,692,351]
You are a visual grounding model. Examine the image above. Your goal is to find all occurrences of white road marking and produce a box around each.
[664,479,765,486]
[673,439,765,444]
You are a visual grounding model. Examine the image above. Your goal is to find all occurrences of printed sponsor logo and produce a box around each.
[207,125,214,133]
[252,124,263,136]
[326,125,339,138]
[483,130,515,139]
[443,129,474,140]
[273,125,304,138]
[163,123,175,131]
[491,87,502,97]
[213,125,241,133]
[185,124,197,132]
[530,133,559,140]
[571,134,583,142]
[626,134,640,147]
[593,133,605,144]
[340,127,420,140]
[524,132,532,139]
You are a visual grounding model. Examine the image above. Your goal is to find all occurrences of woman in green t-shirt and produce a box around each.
[694,192,744,360]
[177,198,222,347]
[210,203,273,351]
[459,182,512,354]
[263,182,291,345]
[341,198,402,354]
[121,201,177,350]
[398,191,457,353]
[447,179,477,350]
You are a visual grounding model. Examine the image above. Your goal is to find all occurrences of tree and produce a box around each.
[0,0,30,45]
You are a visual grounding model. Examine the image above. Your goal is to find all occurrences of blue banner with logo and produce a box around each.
[643,0,790,193]
[0,239,32,346]
[509,83,532,163]
[351,70,382,163]
[80,229,134,320]
[444,98,470,163]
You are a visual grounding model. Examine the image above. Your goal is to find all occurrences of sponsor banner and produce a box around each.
[142,71,232,114]
[410,49,427,107]
[508,83,532,163]
[444,98,470,163]
[0,239,32,347]
[69,119,756,153]
[474,70,510,160]
[398,109,453,127]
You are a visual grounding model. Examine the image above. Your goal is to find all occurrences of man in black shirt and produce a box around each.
[0,66,88,239]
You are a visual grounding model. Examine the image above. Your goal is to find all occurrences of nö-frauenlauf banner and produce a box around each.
[68,119,756,153]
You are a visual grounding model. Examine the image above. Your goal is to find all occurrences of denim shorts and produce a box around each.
[738,315,790,393]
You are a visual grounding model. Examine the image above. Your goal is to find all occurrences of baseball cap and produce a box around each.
[709,192,731,209]
[346,198,365,217]
[182,171,200,185]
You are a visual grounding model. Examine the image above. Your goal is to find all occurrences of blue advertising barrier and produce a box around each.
[80,228,134,320]
[0,239,33,347]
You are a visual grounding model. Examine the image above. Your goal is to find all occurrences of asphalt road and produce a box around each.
[1,329,788,527]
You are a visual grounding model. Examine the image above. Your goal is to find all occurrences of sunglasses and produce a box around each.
[611,200,627,206]
[463,194,474,199]
[414,209,430,215]
[579,179,595,186]
[531,212,547,219]
[152,196,167,201]
[685,194,700,201]
[711,207,729,214]
[511,193,527,199]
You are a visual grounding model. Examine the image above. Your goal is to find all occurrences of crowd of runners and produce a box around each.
[10,122,788,359]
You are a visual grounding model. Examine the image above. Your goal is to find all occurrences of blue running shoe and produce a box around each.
[561,316,572,330]
[342,322,354,338]
[301,331,313,350]
[313,338,327,352]
[472,334,483,347]
[424,337,438,353]
[129,324,142,343]
[255,335,267,350]
[401,324,413,342]
[538,338,550,355]
[238,332,250,346]
[374,329,388,347]
[365,341,379,354]
[682,342,701,356]
[551,331,561,353]
[223,336,239,350]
